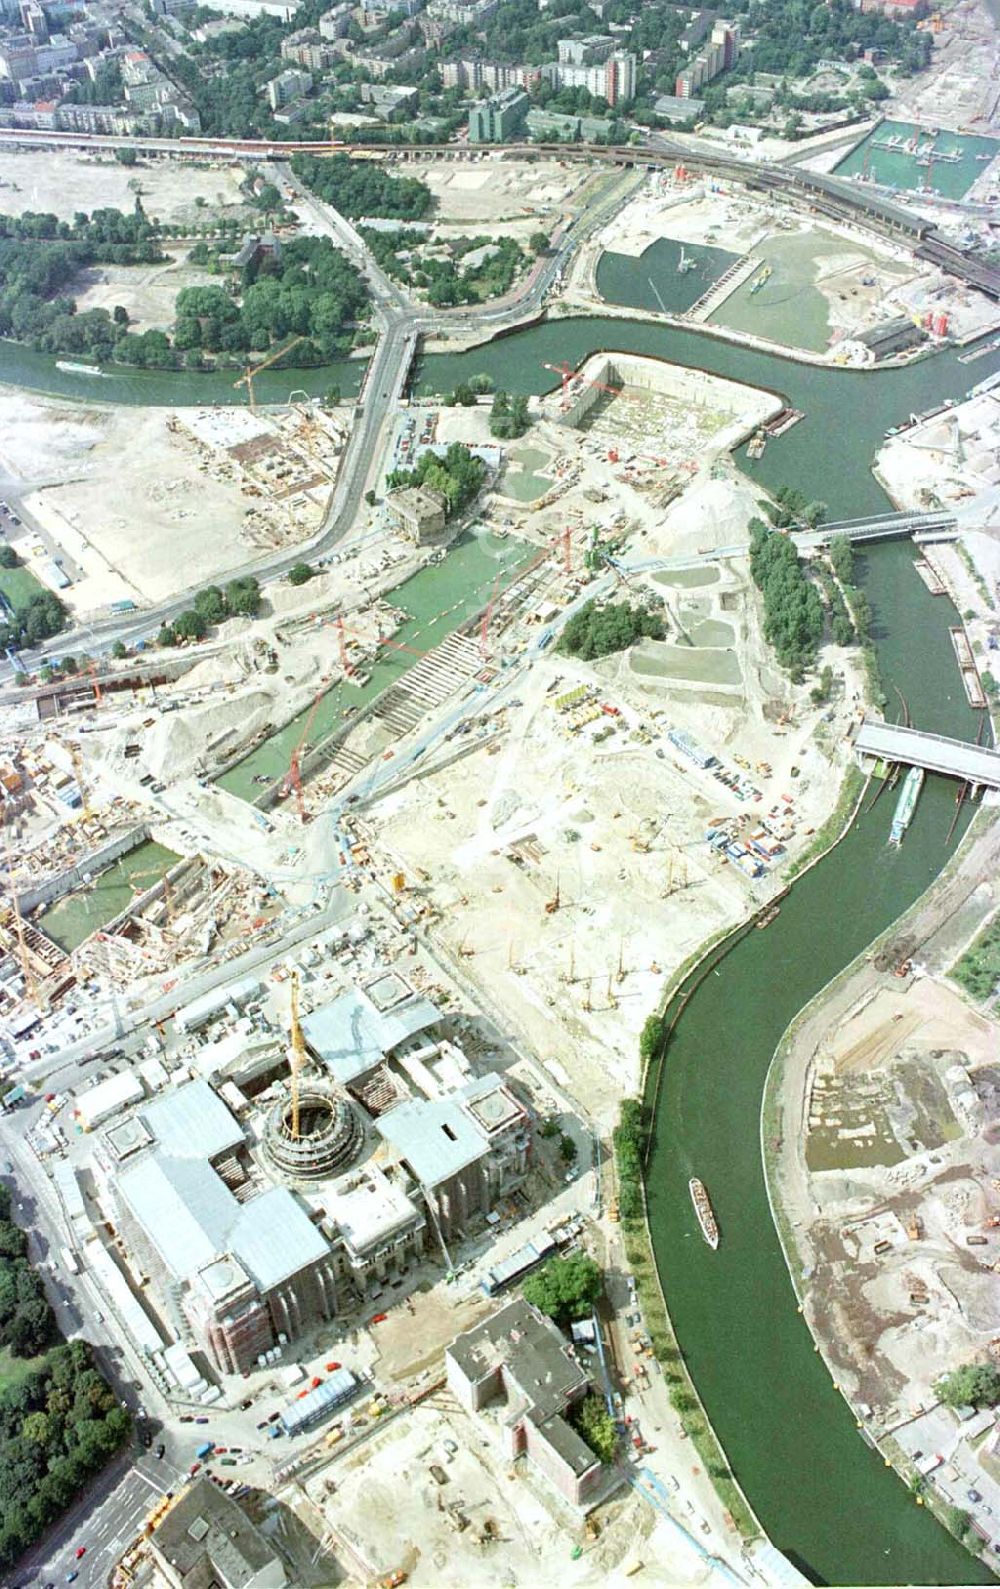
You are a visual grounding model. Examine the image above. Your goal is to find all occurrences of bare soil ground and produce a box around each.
[0,390,336,609]
[0,150,253,226]
[71,252,219,332]
[412,156,596,238]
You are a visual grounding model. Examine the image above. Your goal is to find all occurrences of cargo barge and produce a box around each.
[913,559,945,595]
[689,1177,719,1249]
[949,626,987,707]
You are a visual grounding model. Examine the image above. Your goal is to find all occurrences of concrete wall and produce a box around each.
[18,823,151,914]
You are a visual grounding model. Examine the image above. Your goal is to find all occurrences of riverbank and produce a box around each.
[762,803,1000,1569]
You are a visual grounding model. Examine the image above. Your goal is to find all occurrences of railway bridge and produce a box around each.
[854,718,1000,791]
[798,510,958,549]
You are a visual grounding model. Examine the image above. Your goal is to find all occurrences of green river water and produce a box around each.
[4,320,1000,1581]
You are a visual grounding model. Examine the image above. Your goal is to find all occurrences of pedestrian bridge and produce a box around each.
[854,719,1000,789]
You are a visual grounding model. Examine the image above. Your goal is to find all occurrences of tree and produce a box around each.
[111,640,127,660]
[571,1393,617,1463]
[324,385,342,407]
[365,489,377,507]
[193,585,228,623]
[936,1362,1000,1409]
[157,625,177,648]
[172,610,208,642]
[523,1254,603,1325]
[0,545,18,569]
[561,599,665,661]
[225,576,262,617]
[256,182,282,215]
[288,562,314,586]
[114,148,138,166]
[112,305,129,326]
[7,1298,54,1358]
[529,231,550,255]
[558,1132,577,1164]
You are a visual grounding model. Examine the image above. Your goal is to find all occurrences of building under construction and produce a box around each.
[88,972,530,1377]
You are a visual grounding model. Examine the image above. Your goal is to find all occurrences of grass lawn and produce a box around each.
[0,1343,53,1390]
[0,563,44,614]
[951,913,1000,1003]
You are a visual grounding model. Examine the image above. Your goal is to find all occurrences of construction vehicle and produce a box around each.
[544,873,561,914]
[233,335,306,411]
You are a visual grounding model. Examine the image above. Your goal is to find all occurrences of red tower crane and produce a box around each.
[480,572,501,660]
[543,361,576,410]
[281,687,325,824]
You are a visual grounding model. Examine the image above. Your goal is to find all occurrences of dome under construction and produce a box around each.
[262,1081,362,1181]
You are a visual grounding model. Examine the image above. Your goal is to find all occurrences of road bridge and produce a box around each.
[854,718,1000,789]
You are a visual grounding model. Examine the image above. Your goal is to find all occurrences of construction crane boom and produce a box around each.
[69,742,91,821]
[289,970,306,1140]
[233,335,306,412]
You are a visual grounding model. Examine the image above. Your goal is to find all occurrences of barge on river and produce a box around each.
[689,1178,719,1249]
[889,765,924,846]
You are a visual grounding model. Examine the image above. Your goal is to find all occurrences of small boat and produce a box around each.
[689,1178,719,1249]
[56,360,103,376]
[755,905,780,929]
[747,431,766,460]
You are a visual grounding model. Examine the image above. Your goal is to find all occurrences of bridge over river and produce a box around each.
[855,717,1000,789]
[797,509,958,549]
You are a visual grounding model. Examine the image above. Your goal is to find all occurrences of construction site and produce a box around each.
[790,973,1000,1434]
[568,167,1000,355]
[0,383,353,611]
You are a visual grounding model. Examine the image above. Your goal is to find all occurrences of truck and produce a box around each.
[195,1441,214,1460]
[60,1246,80,1276]
[1,1086,26,1113]
[110,600,137,614]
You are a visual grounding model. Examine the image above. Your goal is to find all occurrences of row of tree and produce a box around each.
[0,1337,131,1570]
[157,578,262,647]
[748,517,824,675]
[0,1185,56,1361]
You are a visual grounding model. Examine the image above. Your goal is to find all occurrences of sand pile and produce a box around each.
[655,471,761,557]
[142,687,277,780]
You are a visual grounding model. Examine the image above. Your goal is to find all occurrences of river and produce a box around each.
[3,316,999,1581]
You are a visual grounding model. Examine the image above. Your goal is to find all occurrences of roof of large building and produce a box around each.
[152,1477,287,1589]
[118,1149,329,1293]
[376,1071,524,1188]
[301,985,441,1084]
[448,1298,598,1480]
[142,1078,247,1159]
[322,1163,423,1255]
[386,484,448,522]
[450,1297,590,1418]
